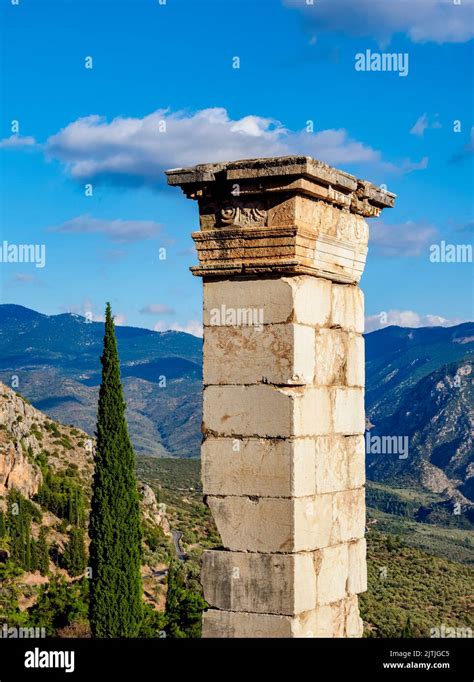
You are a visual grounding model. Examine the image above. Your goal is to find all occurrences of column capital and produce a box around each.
[166,155,396,283]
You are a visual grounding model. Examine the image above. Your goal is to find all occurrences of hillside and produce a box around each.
[136,457,474,637]
[0,383,175,636]
[0,305,472,500]
[0,305,202,458]
[365,322,474,420]
[367,359,474,503]
[0,388,472,638]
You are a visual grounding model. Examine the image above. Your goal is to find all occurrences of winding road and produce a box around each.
[151,528,187,578]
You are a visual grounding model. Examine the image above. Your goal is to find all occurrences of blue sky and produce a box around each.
[0,0,473,334]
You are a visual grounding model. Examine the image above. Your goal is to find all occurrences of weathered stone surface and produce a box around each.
[167,156,394,281]
[202,542,364,616]
[202,437,315,498]
[314,328,346,385]
[202,609,295,638]
[331,284,364,333]
[202,594,364,638]
[313,329,364,387]
[348,538,368,595]
[203,385,332,438]
[201,550,317,615]
[207,495,295,553]
[346,332,365,386]
[203,276,331,328]
[207,495,326,553]
[313,544,348,605]
[207,489,364,553]
[166,155,395,213]
[345,595,364,637]
[166,154,396,638]
[333,488,366,543]
[203,323,315,386]
[315,435,365,494]
[332,387,365,434]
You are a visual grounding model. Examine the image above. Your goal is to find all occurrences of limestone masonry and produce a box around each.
[167,155,396,638]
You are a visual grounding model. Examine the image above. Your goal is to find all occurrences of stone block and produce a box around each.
[314,328,347,385]
[201,437,315,498]
[202,595,363,638]
[202,609,295,638]
[346,333,365,387]
[203,276,331,328]
[332,387,365,434]
[203,385,332,438]
[331,284,364,333]
[313,544,348,605]
[314,435,365,493]
[201,550,316,615]
[348,539,367,595]
[206,493,331,553]
[203,323,315,386]
[333,488,366,543]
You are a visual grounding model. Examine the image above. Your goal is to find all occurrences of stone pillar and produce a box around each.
[166,156,395,638]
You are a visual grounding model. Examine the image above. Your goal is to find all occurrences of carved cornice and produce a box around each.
[166,155,396,283]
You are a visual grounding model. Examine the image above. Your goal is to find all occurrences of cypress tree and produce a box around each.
[165,560,207,638]
[37,527,49,576]
[30,537,38,572]
[0,510,6,539]
[63,527,87,577]
[401,616,413,638]
[89,303,143,637]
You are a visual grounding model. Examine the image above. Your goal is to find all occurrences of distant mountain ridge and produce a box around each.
[0,304,202,458]
[0,305,472,504]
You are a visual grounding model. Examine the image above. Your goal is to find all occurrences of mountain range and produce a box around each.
[0,304,472,503]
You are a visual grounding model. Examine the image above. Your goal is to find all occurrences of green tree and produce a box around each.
[24,522,31,571]
[165,560,207,638]
[88,303,143,637]
[63,527,87,577]
[7,489,32,570]
[29,537,38,572]
[0,510,6,539]
[37,527,49,576]
[386,534,395,552]
[28,576,89,636]
[139,602,167,638]
[401,616,413,638]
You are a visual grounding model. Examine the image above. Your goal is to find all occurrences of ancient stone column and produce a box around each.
[166,156,395,638]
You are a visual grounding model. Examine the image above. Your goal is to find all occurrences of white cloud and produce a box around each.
[383,156,429,174]
[63,299,104,322]
[154,319,203,337]
[365,310,465,332]
[0,134,36,149]
[49,214,161,243]
[284,0,474,45]
[140,303,175,315]
[11,273,36,283]
[370,220,438,256]
[410,113,442,136]
[62,299,126,325]
[114,314,127,326]
[43,107,423,188]
[410,114,429,136]
[452,126,474,162]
